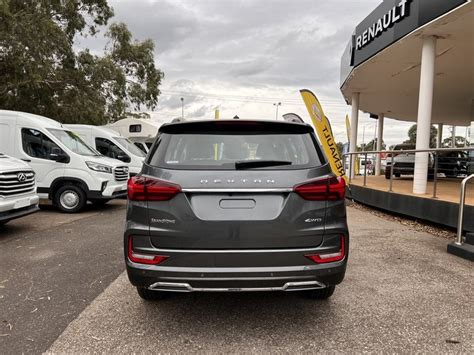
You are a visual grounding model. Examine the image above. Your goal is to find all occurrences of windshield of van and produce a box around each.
[114,137,146,157]
[48,129,99,156]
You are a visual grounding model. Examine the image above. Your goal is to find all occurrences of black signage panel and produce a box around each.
[351,0,467,68]
[340,38,354,89]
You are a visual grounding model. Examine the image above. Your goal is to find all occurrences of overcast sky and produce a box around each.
[78,0,462,147]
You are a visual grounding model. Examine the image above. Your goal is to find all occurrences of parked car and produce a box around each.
[437,151,469,177]
[385,144,422,179]
[65,125,145,176]
[125,119,349,300]
[0,153,39,225]
[385,143,468,179]
[0,110,129,212]
[468,149,474,175]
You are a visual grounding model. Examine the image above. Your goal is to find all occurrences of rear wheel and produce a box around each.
[54,185,86,213]
[136,287,169,301]
[303,285,336,300]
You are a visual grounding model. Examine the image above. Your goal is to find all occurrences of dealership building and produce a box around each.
[341,0,474,239]
[341,0,473,193]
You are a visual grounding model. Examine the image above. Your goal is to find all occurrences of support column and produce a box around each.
[349,92,360,179]
[375,114,384,176]
[437,123,443,148]
[414,36,437,195]
[451,126,456,147]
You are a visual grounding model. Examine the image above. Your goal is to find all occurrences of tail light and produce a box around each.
[305,235,345,264]
[293,176,345,201]
[128,236,168,265]
[128,176,181,201]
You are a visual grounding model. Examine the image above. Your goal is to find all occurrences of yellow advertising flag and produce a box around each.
[300,89,346,180]
[345,114,351,143]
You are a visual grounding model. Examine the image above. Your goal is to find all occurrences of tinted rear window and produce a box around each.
[149,133,323,170]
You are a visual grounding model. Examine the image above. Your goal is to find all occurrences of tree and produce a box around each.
[404,124,438,148]
[442,136,470,148]
[362,139,386,152]
[336,142,344,157]
[0,1,163,124]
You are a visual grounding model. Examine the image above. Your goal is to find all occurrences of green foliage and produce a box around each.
[442,136,470,148]
[336,142,344,157]
[0,0,163,124]
[404,124,438,148]
[362,139,386,152]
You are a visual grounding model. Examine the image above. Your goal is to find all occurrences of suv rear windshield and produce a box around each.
[149,133,322,170]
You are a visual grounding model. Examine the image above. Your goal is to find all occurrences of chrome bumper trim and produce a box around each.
[148,280,326,292]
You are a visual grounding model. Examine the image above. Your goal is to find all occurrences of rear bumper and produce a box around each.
[126,260,347,292]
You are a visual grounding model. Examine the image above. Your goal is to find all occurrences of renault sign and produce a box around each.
[341,0,468,87]
[355,0,410,51]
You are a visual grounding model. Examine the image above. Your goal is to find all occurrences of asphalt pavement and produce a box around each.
[46,206,473,353]
[1,201,472,353]
[0,200,127,354]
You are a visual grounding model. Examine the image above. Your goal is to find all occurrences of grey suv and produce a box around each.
[125,120,349,300]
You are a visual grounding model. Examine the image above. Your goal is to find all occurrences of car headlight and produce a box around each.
[86,161,112,174]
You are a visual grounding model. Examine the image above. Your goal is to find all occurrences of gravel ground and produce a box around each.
[347,200,457,240]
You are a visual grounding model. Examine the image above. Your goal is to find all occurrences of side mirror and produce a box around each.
[49,147,69,163]
[117,154,131,163]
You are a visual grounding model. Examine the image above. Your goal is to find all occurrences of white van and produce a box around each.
[0,154,39,225]
[65,125,145,176]
[106,118,160,153]
[0,110,129,213]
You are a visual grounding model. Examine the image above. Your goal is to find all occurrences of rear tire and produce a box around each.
[136,287,169,301]
[54,184,86,213]
[303,285,336,300]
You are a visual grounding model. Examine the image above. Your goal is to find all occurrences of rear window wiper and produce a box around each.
[235,160,293,169]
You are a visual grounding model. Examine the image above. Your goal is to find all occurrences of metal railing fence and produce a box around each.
[343,147,474,248]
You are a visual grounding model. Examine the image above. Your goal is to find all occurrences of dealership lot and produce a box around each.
[0,201,126,354]
[1,201,472,353]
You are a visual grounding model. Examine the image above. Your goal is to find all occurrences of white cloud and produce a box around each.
[78,0,432,148]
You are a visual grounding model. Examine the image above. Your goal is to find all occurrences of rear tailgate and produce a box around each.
[137,120,333,251]
[144,168,330,249]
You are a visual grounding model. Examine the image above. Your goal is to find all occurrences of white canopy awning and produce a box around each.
[341,2,473,126]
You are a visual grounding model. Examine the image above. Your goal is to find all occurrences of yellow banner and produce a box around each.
[300,89,346,180]
[345,114,351,143]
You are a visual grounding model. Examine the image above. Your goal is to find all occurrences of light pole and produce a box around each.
[362,124,366,151]
[273,102,281,120]
[180,97,184,118]
[451,125,456,147]
[362,123,374,151]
